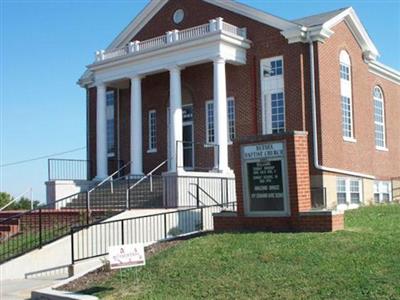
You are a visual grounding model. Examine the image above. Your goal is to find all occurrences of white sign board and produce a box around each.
[243,142,284,160]
[108,243,146,270]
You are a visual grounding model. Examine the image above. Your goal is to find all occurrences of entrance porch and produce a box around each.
[88,17,250,178]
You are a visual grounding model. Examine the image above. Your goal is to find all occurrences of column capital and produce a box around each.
[213,56,225,64]
[129,74,144,81]
[95,81,106,88]
[168,65,182,73]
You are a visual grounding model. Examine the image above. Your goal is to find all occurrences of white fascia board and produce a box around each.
[368,60,400,85]
[324,7,379,59]
[111,0,295,49]
[204,0,295,30]
[108,0,168,50]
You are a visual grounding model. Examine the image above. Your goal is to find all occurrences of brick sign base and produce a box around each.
[213,131,344,232]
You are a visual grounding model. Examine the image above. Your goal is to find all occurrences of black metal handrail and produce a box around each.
[70,201,237,264]
[189,177,232,208]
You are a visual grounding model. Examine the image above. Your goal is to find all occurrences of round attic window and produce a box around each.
[173,9,184,24]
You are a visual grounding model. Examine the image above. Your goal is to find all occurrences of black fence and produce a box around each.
[48,159,91,181]
[311,187,327,209]
[71,201,237,264]
[0,164,132,264]
[0,168,236,264]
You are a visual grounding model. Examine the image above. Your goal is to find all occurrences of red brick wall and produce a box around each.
[315,21,400,179]
[87,0,308,176]
[213,213,343,232]
[86,2,399,181]
[232,132,311,217]
[213,132,343,233]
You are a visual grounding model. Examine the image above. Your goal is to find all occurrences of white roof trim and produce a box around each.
[204,0,295,30]
[368,61,400,85]
[107,0,168,50]
[324,7,379,59]
[110,0,296,49]
[282,7,380,61]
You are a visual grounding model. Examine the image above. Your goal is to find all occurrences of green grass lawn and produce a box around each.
[78,204,400,299]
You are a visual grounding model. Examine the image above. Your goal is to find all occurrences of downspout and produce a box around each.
[307,34,374,179]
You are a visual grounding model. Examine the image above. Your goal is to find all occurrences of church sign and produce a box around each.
[241,142,289,216]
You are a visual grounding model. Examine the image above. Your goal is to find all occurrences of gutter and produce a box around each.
[307,34,375,179]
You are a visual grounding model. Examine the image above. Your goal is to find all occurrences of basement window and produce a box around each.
[336,177,362,206]
[374,181,391,203]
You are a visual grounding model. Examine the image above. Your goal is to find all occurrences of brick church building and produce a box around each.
[78,0,399,211]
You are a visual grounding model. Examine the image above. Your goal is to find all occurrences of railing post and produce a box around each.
[200,207,204,231]
[48,159,51,181]
[226,178,229,206]
[209,19,216,32]
[196,178,200,208]
[126,189,130,210]
[220,178,223,206]
[39,208,43,248]
[172,29,179,42]
[150,174,153,193]
[164,213,167,239]
[216,17,223,31]
[121,220,125,245]
[70,227,75,265]
[166,31,173,44]
[86,191,90,225]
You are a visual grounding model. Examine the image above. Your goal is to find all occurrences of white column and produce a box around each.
[169,66,183,172]
[130,76,143,175]
[213,57,229,172]
[96,83,108,179]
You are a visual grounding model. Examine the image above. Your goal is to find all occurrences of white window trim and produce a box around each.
[339,51,355,140]
[205,97,235,146]
[343,136,357,143]
[148,109,157,153]
[373,87,387,150]
[336,177,363,209]
[260,56,285,135]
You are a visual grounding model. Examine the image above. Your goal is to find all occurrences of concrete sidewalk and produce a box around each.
[1,278,61,300]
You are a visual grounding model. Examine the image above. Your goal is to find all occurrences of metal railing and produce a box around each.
[126,159,169,209]
[96,18,247,62]
[71,201,237,264]
[0,162,132,264]
[163,175,236,208]
[311,187,327,209]
[48,159,91,181]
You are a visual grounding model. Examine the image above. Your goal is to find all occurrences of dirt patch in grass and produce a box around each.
[58,239,182,293]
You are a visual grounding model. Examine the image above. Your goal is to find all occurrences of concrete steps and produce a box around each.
[64,178,164,209]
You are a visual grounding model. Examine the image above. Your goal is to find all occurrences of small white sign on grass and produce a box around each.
[108,244,146,270]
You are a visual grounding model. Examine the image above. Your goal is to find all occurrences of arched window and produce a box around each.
[373,86,386,148]
[339,50,354,140]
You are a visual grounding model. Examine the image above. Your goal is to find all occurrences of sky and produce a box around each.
[1,0,399,203]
